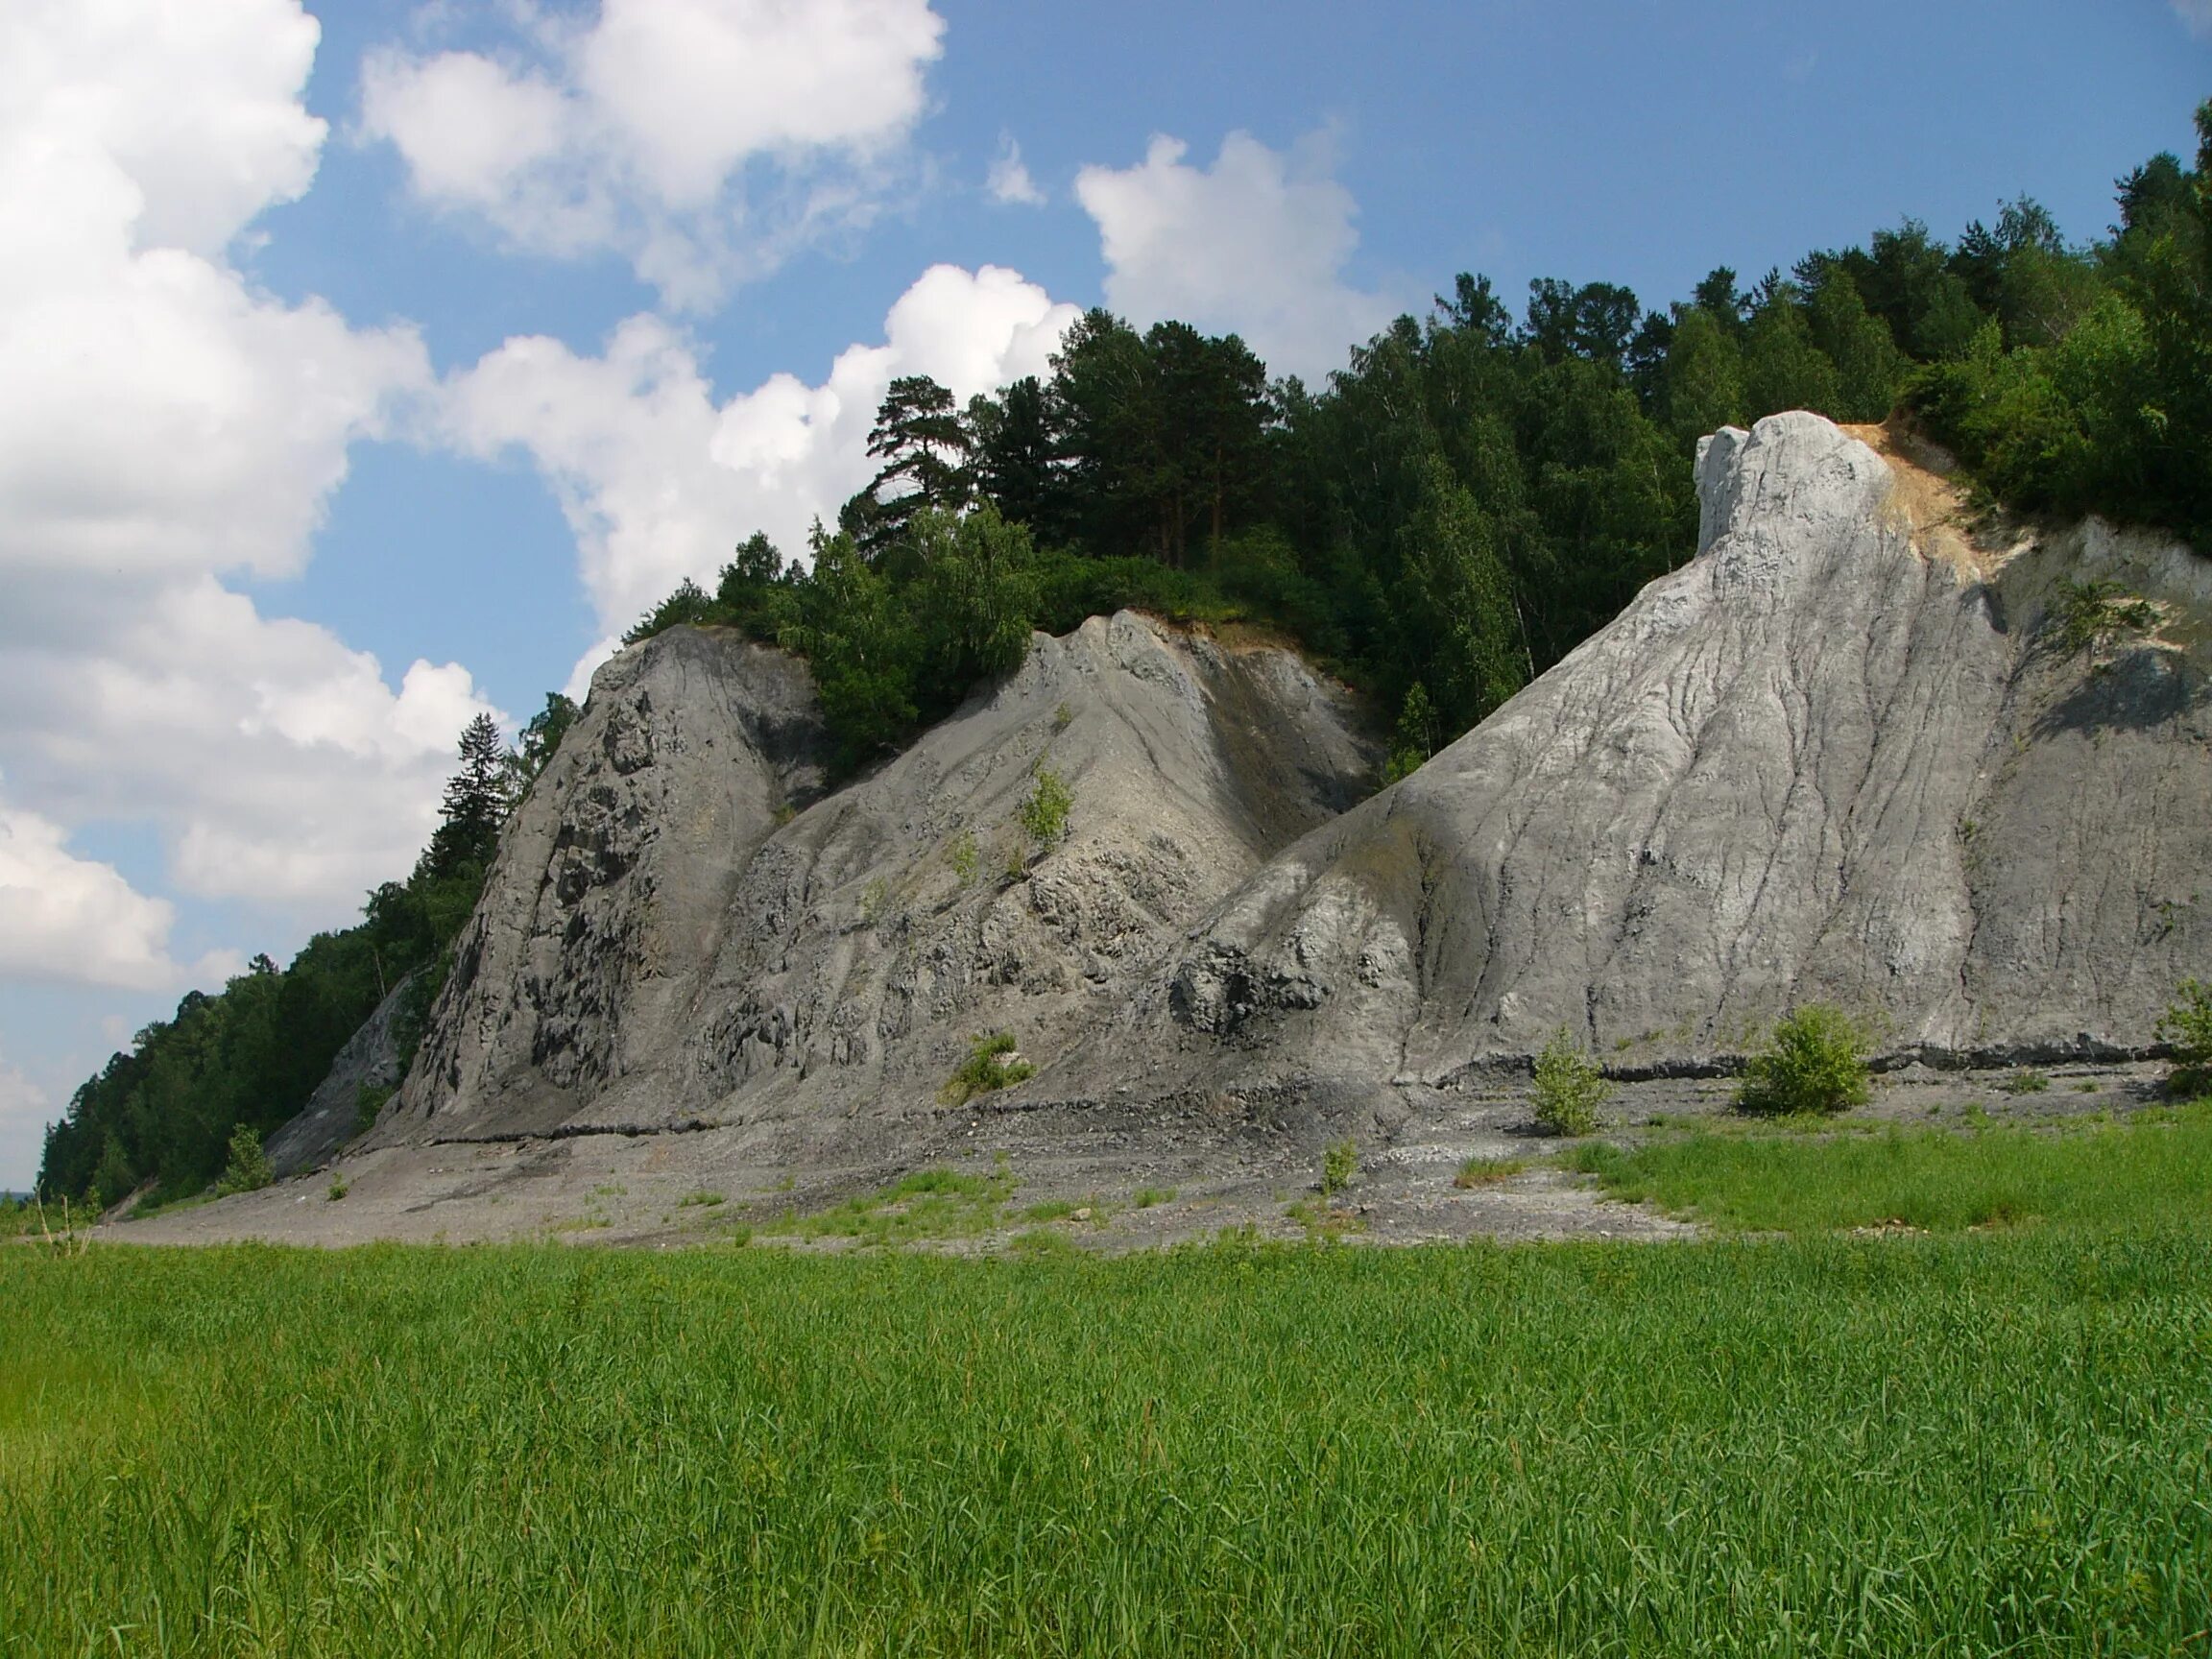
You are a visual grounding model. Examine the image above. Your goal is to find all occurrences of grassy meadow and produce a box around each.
[4,1111,2211,1656]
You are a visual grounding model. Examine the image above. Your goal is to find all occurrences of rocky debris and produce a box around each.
[265,972,414,1178]
[1115,413,2209,1104]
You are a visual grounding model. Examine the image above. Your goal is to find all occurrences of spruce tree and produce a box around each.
[421,713,510,881]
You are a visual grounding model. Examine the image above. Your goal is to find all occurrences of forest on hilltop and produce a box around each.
[36,104,2212,1207]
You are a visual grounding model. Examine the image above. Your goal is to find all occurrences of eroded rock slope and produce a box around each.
[380,629,830,1141]
[374,612,1377,1149]
[1114,413,2210,1105]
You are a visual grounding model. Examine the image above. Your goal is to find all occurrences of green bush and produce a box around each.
[940,1033,1036,1107]
[2157,979,2212,1097]
[1530,1027,1611,1136]
[1320,1138,1358,1196]
[1018,765,1072,848]
[215,1125,274,1196]
[1737,1005,1871,1118]
[2049,579,2157,657]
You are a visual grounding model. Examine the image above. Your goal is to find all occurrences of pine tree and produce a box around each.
[421,713,510,881]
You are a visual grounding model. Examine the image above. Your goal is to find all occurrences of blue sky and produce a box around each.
[0,0,2205,1188]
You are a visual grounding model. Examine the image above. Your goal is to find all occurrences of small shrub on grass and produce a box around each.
[325,1176,349,1202]
[1737,1004,1870,1117]
[1530,1027,1610,1136]
[940,1032,1035,1106]
[1319,1138,1358,1196]
[2156,978,2212,1097]
[678,1190,725,1208]
[1132,1187,1175,1209]
[215,1125,273,1196]
[1998,1069,2051,1095]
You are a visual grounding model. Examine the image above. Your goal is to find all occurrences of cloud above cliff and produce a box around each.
[2172,1,2212,36]
[441,262,1078,690]
[0,0,497,965]
[360,0,948,308]
[1074,130,1401,384]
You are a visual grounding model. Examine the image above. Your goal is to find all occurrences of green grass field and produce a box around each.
[4,1113,2209,1656]
[1569,1099,2212,1235]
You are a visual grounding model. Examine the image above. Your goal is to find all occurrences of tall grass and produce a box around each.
[3,1232,2208,1656]
[1568,1100,2212,1234]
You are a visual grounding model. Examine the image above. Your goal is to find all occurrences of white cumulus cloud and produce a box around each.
[360,0,949,308]
[1074,130,1402,384]
[987,135,1046,206]
[2173,1,2212,36]
[0,1049,59,1195]
[441,262,1079,688]
[0,801,199,992]
[0,0,498,979]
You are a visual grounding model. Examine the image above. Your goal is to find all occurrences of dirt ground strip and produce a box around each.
[100,1059,2172,1254]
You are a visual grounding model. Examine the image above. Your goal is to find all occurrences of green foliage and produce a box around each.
[214,1124,272,1196]
[2049,578,2158,656]
[1017,764,1072,849]
[944,830,978,886]
[1997,1069,2052,1095]
[1319,1137,1358,1196]
[779,526,919,767]
[1737,1005,1872,1118]
[1530,1027,1611,1136]
[621,577,716,645]
[939,1033,1035,1107]
[508,693,578,795]
[1382,683,1438,783]
[2156,979,2212,1096]
[326,1176,349,1202]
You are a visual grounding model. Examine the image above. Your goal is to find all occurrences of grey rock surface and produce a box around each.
[264,972,414,1177]
[1115,413,2210,1100]
[377,610,1377,1149]
[379,627,831,1142]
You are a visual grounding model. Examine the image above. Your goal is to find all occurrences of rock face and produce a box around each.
[265,972,414,1177]
[1128,413,2212,1097]
[380,629,830,1141]
[374,612,1377,1147]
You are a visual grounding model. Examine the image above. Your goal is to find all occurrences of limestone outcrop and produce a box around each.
[373,611,1377,1146]
[378,628,830,1142]
[1123,413,2210,1099]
